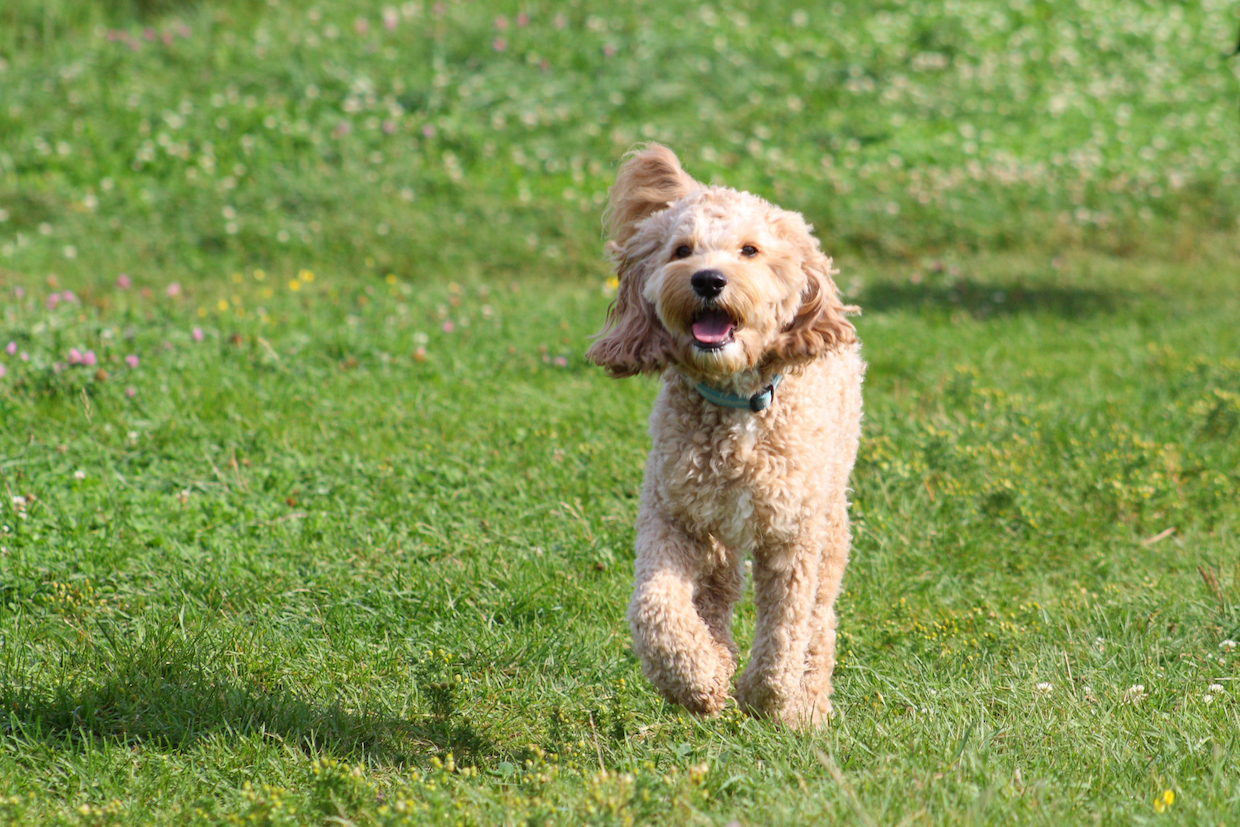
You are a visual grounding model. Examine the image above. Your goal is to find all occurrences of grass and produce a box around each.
[2,0,1240,824]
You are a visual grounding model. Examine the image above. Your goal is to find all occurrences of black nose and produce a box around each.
[691,269,727,299]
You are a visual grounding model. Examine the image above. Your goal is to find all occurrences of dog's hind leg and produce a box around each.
[693,539,743,669]
[628,513,735,716]
[800,501,851,726]
[801,374,863,725]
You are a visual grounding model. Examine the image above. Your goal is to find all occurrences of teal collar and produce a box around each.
[694,374,783,412]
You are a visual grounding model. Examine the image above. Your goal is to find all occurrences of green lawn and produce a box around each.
[2,1,1240,824]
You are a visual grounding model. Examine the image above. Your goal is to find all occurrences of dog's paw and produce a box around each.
[660,666,731,716]
[735,674,778,719]
[737,679,832,730]
[683,688,730,717]
[635,631,736,716]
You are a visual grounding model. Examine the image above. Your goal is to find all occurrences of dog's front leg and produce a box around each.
[736,526,826,728]
[627,511,736,716]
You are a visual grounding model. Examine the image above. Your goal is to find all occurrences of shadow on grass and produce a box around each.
[0,641,496,767]
[856,277,1125,320]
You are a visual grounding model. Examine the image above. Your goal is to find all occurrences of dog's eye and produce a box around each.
[674,245,693,259]
[741,245,759,258]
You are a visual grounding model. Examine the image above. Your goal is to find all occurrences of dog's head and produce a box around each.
[587,144,857,381]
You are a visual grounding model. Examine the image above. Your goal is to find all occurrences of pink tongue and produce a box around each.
[692,310,734,344]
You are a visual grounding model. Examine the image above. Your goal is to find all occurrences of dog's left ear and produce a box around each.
[772,245,858,365]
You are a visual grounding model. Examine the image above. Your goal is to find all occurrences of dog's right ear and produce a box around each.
[604,144,697,246]
[587,145,693,377]
[586,252,675,377]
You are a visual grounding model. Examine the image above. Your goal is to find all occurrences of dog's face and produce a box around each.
[588,144,856,381]
[639,190,820,378]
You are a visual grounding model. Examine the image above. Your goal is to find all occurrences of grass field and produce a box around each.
[3,0,1240,824]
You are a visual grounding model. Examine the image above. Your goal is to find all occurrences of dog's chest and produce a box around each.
[656,414,804,552]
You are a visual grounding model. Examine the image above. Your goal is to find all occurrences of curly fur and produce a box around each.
[588,145,864,728]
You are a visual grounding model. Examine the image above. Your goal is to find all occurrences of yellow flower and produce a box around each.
[288,279,301,292]
[298,269,315,282]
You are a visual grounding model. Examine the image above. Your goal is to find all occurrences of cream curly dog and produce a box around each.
[588,145,863,729]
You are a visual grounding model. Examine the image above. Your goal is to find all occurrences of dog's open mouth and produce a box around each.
[691,309,736,349]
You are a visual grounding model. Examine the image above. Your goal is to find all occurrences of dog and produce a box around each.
[587,145,863,728]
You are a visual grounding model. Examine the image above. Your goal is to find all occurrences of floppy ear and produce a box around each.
[771,247,859,365]
[604,143,698,246]
[587,145,695,377]
[586,251,676,377]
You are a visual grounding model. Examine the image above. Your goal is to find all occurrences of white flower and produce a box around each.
[1208,683,1224,693]
[1203,694,1214,704]
[72,470,86,481]
[1219,640,1237,652]
[1123,685,1147,704]
[1035,682,1053,695]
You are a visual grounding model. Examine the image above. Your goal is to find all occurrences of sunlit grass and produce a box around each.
[3,0,1239,277]
[2,0,1240,825]
[2,245,1238,824]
